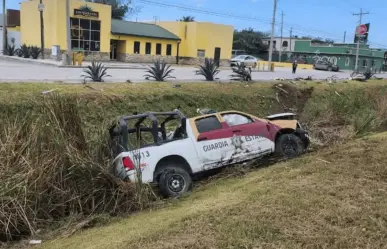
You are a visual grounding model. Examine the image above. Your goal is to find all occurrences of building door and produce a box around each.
[110,40,118,60]
[214,47,221,67]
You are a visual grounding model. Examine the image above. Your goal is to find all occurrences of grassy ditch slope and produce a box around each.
[42,132,387,249]
[1,81,387,246]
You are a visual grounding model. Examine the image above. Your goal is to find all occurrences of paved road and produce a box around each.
[0,60,385,83]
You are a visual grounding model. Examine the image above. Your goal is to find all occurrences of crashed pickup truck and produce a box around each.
[109,109,309,197]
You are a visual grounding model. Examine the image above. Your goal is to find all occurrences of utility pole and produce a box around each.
[39,0,44,59]
[268,0,277,65]
[279,11,284,62]
[289,27,293,53]
[2,0,6,53]
[66,0,72,65]
[353,8,369,72]
[343,31,346,43]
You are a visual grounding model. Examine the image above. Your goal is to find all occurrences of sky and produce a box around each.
[5,0,387,48]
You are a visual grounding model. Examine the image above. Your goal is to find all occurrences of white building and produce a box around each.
[261,37,310,53]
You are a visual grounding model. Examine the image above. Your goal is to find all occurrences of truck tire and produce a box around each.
[158,166,192,198]
[275,133,305,159]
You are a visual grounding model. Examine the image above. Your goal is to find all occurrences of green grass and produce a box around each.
[39,132,387,249]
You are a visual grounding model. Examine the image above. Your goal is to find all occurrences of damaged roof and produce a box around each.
[111,19,181,40]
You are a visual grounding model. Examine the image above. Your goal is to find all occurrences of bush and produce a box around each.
[29,46,42,59]
[82,61,111,82]
[3,44,16,56]
[144,59,175,81]
[20,44,30,58]
[230,63,252,82]
[195,58,220,81]
[0,94,152,241]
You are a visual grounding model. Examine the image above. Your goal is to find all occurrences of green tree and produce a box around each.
[233,28,269,54]
[87,0,140,20]
[180,16,195,22]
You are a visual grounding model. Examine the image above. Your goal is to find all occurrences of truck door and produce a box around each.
[192,114,234,170]
[219,112,274,161]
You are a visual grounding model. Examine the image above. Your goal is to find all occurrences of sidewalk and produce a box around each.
[0,55,234,70]
[0,55,148,69]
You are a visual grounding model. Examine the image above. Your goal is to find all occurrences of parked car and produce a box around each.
[230,55,258,67]
[109,109,310,197]
[313,60,339,71]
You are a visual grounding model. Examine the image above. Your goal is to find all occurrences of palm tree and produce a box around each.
[180,16,195,22]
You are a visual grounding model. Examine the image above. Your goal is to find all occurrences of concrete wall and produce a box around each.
[0,28,21,52]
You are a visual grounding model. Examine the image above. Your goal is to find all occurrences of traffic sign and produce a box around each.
[38,3,45,12]
[356,24,367,35]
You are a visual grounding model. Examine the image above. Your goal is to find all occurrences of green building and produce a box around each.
[293,40,387,71]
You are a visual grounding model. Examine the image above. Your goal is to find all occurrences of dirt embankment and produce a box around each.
[1,82,387,243]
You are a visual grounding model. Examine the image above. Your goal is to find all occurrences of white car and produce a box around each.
[230,55,258,67]
[109,109,309,198]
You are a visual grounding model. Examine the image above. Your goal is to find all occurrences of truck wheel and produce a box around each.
[275,134,305,159]
[158,166,192,198]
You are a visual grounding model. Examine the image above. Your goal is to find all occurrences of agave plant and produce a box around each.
[82,61,111,82]
[15,48,23,57]
[144,59,175,81]
[3,44,16,56]
[20,44,30,58]
[195,58,220,81]
[230,62,252,82]
[29,46,42,59]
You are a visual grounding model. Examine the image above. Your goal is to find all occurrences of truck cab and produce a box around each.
[109,110,309,197]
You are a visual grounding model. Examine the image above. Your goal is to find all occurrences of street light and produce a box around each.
[65,0,72,65]
[2,0,6,53]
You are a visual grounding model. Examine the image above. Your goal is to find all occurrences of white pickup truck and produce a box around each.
[109,109,309,197]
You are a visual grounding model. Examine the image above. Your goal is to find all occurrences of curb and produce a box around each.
[0,55,59,67]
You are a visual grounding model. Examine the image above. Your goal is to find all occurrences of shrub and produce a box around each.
[144,59,175,81]
[230,63,252,82]
[29,46,42,59]
[3,44,16,56]
[82,61,111,82]
[20,44,30,58]
[195,58,220,81]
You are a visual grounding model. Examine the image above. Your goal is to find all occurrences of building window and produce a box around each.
[166,44,172,56]
[195,116,222,133]
[156,43,162,55]
[372,60,375,67]
[345,57,350,66]
[363,59,367,67]
[145,42,151,54]
[134,41,140,54]
[282,41,288,47]
[70,18,100,51]
[197,49,205,58]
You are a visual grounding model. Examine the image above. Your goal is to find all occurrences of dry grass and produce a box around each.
[37,132,387,249]
[2,80,387,245]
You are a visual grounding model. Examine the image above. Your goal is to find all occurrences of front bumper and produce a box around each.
[296,128,310,150]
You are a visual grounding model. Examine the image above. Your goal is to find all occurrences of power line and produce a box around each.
[137,0,387,48]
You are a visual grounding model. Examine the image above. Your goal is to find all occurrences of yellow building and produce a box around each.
[158,21,234,65]
[20,0,234,64]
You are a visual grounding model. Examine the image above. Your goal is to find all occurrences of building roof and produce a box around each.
[111,19,181,40]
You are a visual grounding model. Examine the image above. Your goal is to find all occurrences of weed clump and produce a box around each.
[0,94,153,242]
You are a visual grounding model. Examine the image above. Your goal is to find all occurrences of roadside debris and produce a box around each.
[40,89,57,95]
[29,240,42,245]
[197,108,216,114]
